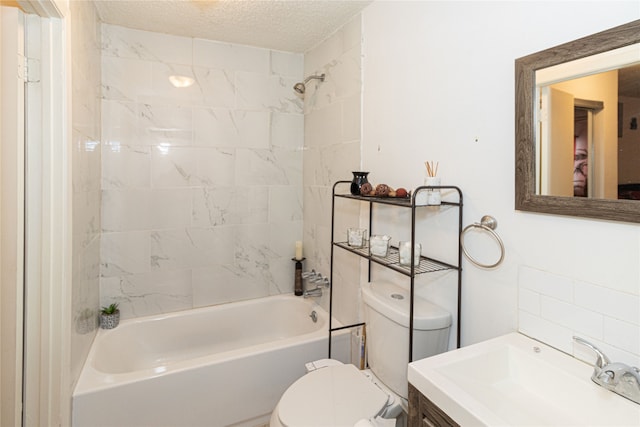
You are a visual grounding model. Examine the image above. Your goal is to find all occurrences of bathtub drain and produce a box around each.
[309,310,318,323]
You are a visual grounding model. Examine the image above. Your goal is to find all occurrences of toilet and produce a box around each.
[270,281,452,427]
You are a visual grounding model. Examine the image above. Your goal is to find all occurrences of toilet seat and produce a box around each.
[276,364,390,427]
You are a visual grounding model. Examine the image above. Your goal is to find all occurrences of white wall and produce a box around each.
[100,25,304,319]
[361,1,640,366]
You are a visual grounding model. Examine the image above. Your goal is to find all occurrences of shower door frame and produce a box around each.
[22,3,72,425]
[1,1,71,426]
[1,8,26,426]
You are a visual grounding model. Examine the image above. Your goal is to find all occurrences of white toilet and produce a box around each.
[270,281,452,427]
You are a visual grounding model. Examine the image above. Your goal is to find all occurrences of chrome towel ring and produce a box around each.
[461,215,505,268]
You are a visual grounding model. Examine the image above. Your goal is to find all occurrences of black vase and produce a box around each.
[350,171,370,195]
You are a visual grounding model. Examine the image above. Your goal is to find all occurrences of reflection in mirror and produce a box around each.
[573,106,591,198]
[515,19,640,223]
[535,45,640,200]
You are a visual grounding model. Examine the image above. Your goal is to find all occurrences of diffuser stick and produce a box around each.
[424,160,439,177]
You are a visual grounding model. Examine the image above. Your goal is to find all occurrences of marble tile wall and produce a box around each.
[70,0,102,384]
[302,15,363,325]
[100,24,304,318]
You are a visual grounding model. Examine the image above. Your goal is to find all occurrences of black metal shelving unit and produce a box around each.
[328,180,463,363]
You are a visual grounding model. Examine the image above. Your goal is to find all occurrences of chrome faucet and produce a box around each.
[301,270,330,298]
[303,287,323,298]
[302,269,322,282]
[573,336,640,404]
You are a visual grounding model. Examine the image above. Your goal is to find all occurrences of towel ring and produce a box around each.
[461,215,505,268]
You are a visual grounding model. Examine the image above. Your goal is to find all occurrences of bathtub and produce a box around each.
[72,294,350,427]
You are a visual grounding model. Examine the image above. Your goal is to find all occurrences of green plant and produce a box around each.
[101,303,119,315]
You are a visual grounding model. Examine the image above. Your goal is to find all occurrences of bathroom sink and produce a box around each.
[408,333,640,426]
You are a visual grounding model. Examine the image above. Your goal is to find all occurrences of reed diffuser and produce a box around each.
[424,160,441,205]
[425,161,439,178]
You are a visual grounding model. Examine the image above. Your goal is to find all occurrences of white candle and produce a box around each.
[295,241,303,260]
[398,241,421,266]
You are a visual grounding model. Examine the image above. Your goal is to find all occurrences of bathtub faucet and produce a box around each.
[303,287,323,298]
[302,269,321,282]
[302,270,330,298]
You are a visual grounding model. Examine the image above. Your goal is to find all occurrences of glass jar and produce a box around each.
[370,235,391,257]
[347,228,367,248]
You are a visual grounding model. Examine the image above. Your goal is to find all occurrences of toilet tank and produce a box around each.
[362,281,451,399]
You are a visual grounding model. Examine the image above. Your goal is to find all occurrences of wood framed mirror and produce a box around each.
[515,19,640,223]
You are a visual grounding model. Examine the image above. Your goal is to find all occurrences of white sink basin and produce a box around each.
[408,333,640,426]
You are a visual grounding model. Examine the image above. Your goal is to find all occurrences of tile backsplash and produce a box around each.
[100,24,304,318]
[519,265,640,366]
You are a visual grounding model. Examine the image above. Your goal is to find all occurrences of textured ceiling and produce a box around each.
[93,0,371,53]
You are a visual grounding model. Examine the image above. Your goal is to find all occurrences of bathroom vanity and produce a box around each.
[407,333,640,426]
[408,383,458,427]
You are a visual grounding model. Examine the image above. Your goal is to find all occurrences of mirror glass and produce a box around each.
[535,44,640,200]
[515,19,640,223]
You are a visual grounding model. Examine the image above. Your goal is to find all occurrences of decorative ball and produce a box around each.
[375,184,390,196]
[360,182,373,195]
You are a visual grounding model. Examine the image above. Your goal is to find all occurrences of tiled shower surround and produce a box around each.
[71,0,102,384]
[100,25,304,318]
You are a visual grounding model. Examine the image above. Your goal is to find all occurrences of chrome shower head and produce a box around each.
[293,73,325,95]
[293,82,306,94]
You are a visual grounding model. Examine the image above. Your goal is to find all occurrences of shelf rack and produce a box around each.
[328,180,463,363]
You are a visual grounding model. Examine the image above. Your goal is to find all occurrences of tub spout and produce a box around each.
[301,269,330,298]
[303,287,323,298]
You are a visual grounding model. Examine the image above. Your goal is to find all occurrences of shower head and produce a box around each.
[293,73,325,95]
[293,82,306,94]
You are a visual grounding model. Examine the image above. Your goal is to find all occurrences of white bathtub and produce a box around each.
[73,294,350,427]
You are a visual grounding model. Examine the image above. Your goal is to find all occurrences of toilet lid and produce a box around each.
[278,364,389,427]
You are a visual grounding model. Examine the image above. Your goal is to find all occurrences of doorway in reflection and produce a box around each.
[573,108,589,197]
[537,60,640,201]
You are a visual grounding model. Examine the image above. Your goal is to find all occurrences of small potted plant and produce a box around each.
[100,303,120,329]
